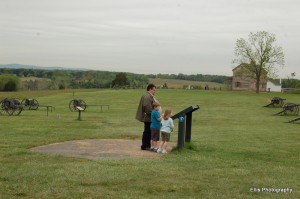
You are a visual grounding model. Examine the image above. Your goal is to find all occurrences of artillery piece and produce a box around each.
[21,98,54,116]
[274,103,299,116]
[0,98,23,116]
[69,99,109,120]
[264,97,286,107]
[21,98,39,110]
[69,99,109,112]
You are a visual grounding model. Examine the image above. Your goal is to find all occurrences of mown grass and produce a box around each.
[0,89,299,199]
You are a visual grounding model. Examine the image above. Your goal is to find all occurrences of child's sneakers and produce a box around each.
[156,148,162,153]
[157,148,167,154]
[152,147,158,152]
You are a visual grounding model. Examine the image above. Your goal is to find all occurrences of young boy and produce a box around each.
[150,102,162,152]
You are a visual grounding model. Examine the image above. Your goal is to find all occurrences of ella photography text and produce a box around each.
[250,187,292,193]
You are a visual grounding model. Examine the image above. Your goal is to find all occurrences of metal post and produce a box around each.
[177,116,185,149]
[76,106,84,120]
[78,110,82,120]
[185,112,192,142]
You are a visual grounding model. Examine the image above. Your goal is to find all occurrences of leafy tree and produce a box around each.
[111,72,130,88]
[233,31,285,93]
[127,73,149,88]
[51,70,72,89]
[0,75,20,91]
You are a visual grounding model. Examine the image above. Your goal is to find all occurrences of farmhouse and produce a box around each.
[232,63,267,92]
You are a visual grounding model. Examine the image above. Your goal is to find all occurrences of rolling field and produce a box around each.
[0,89,299,198]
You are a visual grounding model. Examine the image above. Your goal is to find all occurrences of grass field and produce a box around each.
[0,89,299,199]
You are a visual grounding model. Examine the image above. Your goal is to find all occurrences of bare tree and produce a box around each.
[233,31,285,93]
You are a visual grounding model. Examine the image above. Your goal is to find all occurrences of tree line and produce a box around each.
[0,68,149,91]
[146,73,230,84]
[1,67,299,92]
[0,68,232,91]
[280,78,300,89]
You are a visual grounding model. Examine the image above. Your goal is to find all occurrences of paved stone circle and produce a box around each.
[31,139,175,159]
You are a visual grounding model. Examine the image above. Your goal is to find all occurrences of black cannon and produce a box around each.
[264,97,286,107]
[274,103,299,116]
[21,98,54,116]
[21,98,39,110]
[69,99,109,112]
[69,99,109,120]
[0,98,23,116]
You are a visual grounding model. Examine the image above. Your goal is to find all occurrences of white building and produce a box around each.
[266,79,282,92]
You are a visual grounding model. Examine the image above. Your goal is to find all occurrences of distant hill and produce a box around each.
[0,64,90,71]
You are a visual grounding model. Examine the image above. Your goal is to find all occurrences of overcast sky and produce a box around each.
[1,0,299,78]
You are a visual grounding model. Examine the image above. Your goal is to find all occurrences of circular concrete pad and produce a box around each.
[31,139,175,159]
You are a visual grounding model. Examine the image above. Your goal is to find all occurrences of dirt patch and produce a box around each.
[31,139,175,159]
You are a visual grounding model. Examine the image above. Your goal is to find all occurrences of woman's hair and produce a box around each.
[163,109,172,120]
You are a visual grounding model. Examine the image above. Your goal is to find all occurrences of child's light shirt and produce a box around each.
[161,118,174,133]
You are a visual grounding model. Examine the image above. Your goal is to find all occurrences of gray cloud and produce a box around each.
[1,0,299,77]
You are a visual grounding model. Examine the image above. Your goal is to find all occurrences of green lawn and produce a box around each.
[0,89,299,199]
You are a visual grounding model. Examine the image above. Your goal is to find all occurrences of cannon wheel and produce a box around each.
[69,100,77,112]
[4,99,15,116]
[21,99,39,110]
[11,99,23,116]
[21,99,28,109]
[12,107,23,116]
[30,99,39,110]
[0,99,6,115]
[296,106,300,115]
[6,108,15,116]
[0,98,18,116]
[69,99,87,112]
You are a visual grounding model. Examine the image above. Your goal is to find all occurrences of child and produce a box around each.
[157,109,174,154]
[150,102,162,152]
